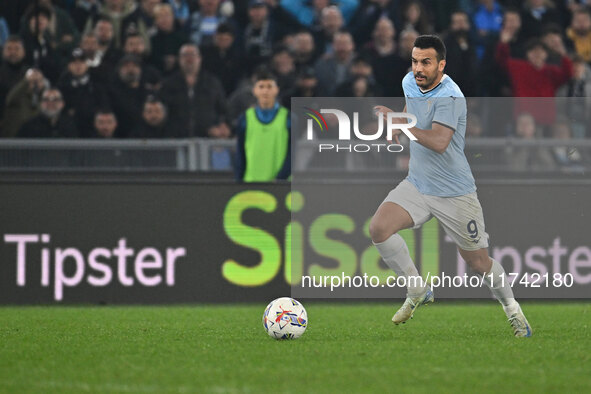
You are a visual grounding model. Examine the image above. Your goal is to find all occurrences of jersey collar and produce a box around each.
[419,74,448,94]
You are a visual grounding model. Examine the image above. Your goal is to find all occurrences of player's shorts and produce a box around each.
[382,179,489,251]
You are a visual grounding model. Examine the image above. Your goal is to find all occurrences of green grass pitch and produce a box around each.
[1,303,590,393]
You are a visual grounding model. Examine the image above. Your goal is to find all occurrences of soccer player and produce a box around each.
[235,69,291,182]
[371,35,532,337]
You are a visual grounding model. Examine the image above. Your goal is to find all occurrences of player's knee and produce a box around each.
[464,254,491,274]
[369,217,392,243]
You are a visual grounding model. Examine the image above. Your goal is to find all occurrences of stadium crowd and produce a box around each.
[0,0,589,144]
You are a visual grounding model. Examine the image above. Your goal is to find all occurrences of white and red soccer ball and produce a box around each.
[262,297,308,339]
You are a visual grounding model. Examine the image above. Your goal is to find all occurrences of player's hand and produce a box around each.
[373,105,394,122]
[374,105,402,144]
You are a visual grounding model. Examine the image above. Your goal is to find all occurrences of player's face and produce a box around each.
[252,80,279,106]
[411,47,445,90]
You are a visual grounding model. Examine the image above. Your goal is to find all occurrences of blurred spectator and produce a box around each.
[84,0,144,49]
[363,16,396,57]
[0,17,10,48]
[133,0,162,36]
[189,0,229,47]
[400,1,432,35]
[31,0,80,58]
[130,97,169,137]
[496,32,573,97]
[123,32,162,90]
[351,0,399,47]
[362,18,406,97]
[235,69,290,182]
[270,46,297,91]
[201,23,243,95]
[499,7,526,56]
[519,0,562,40]
[150,3,187,75]
[556,55,591,138]
[244,0,275,71]
[227,71,258,127]
[167,0,190,29]
[334,55,381,96]
[550,118,583,170]
[91,18,123,83]
[473,0,503,59]
[506,112,554,171]
[290,30,318,71]
[92,109,118,138]
[497,33,573,126]
[57,48,108,137]
[424,0,467,33]
[108,55,150,137]
[0,36,28,122]
[397,28,418,67]
[313,6,345,56]
[20,6,62,82]
[80,32,99,64]
[480,8,525,96]
[315,30,355,95]
[443,11,478,96]
[1,68,49,137]
[541,25,569,65]
[18,87,78,138]
[72,0,100,32]
[566,8,591,63]
[159,44,229,138]
[280,0,359,29]
[281,66,320,106]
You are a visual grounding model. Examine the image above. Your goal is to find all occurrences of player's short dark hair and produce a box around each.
[254,68,278,83]
[413,35,446,61]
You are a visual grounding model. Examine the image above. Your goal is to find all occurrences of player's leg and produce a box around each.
[427,192,532,337]
[459,247,532,337]
[370,180,433,324]
[370,185,426,296]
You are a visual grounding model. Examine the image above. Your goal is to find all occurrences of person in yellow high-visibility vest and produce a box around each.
[235,69,291,182]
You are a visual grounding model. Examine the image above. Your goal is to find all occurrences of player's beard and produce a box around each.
[414,72,437,90]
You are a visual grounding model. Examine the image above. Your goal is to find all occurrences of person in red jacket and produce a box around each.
[495,27,573,125]
[496,31,573,97]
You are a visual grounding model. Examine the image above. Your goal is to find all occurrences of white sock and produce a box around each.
[373,234,426,297]
[482,258,519,316]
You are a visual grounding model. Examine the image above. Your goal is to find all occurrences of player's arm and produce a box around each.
[405,123,454,154]
[374,105,455,154]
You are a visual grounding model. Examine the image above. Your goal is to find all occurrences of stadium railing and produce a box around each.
[0,138,589,175]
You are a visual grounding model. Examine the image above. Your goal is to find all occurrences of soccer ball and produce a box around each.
[262,297,308,339]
